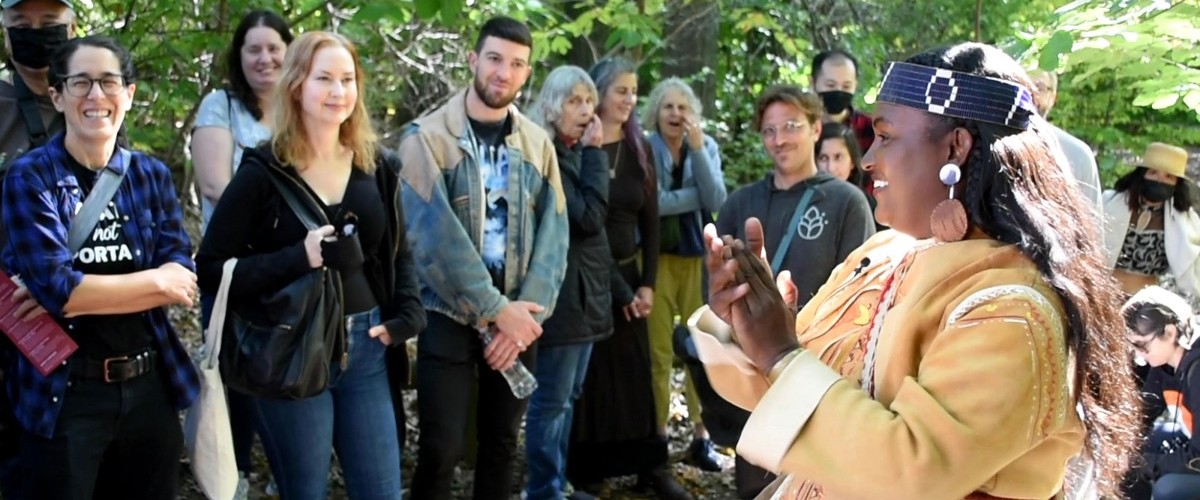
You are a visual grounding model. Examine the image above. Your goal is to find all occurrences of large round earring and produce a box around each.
[930,163,968,243]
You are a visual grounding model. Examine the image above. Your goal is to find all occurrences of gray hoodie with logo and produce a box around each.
[715,172,875,307]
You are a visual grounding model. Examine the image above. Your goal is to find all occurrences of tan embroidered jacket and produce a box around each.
[690,231,1084,500]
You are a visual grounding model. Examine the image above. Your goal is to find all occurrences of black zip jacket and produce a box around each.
[540,138,613,347]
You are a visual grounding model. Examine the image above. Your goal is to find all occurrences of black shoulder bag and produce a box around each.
[220,163,345,400]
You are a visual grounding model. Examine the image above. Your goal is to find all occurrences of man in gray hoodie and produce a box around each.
[716,85,874,308]
[712,85,875,498]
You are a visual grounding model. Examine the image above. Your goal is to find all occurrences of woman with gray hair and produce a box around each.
[566,58,690,500]
[523,65,612,500]
[641,77,727,472]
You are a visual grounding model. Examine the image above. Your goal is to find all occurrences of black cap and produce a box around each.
[2,0,73,9]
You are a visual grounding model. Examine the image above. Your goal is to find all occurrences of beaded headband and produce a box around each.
[877,62,1037,130]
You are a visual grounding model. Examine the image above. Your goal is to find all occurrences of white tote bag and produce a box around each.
[184,259,239,500]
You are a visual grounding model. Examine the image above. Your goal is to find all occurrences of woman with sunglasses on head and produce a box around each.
[1124,286,1200,500]
[693,42,1140,499]
[1,36,199,499]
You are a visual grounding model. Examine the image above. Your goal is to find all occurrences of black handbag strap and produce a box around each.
[262,163,328,231]
[12,76,61,150]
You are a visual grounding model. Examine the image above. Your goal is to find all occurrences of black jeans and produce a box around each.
[14,370,182,499]
[412,312,535,500]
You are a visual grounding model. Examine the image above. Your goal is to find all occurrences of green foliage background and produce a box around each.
[45,0,1200,198]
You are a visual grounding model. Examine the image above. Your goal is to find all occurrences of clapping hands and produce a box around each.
[704,218,799,375]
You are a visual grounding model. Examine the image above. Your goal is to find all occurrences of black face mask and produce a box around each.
[6,25,69,70]
[1142,180,1175,203]
[819,90,854,115]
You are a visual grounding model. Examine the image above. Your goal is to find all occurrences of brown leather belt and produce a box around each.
[72,347,158,383]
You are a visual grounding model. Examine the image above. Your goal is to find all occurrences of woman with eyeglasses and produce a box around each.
[1,36,200,499]
[1123,286,1200,500]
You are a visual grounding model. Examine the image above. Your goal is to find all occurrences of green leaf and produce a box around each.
[414,0,440,20]
[1183,90,1200,112]
[1039,30,1074,71]
[1150,93,1180,110]
[354,3,405,23]
[440,0,464,27]
[621,29,641,48]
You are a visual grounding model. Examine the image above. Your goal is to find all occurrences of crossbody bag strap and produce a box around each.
[12,76,49,149]
[262,163,329,231]
[770,187,815,275]
[66,149,130,254]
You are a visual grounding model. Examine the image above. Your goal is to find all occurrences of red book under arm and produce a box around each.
[0,273,77,376]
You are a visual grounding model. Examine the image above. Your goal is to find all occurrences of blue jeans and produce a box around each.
[254,307,401,500]
[525,342,593,500]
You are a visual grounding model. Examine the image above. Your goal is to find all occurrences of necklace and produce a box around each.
[1135,202,1164,231]
[610,141,624,179]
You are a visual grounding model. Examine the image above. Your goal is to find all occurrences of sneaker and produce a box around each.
[636,466,693,500]
[567,480,602,500]
[265,478,278,497]
[233,472,249,500]
[567,490,598,500]
[687,438,723,472]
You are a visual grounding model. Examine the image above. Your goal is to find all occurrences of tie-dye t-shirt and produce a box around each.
[469,116,511,287]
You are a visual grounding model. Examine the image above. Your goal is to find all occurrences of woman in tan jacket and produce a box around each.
[693,43,1141,499]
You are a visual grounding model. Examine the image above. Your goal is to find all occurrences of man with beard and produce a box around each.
[399,15,568,500]
[811,49,873,152]
[0,0,73,168]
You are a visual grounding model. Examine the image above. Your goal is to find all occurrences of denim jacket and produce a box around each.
[649,132,726,256]
[398,91,568,327]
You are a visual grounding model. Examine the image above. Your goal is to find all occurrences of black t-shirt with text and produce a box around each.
[64,154,154,358]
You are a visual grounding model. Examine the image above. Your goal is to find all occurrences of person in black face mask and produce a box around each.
[0,2,73,497]
[0,0,75,167]
[1103,142,1200,298]
[810,49,873,153]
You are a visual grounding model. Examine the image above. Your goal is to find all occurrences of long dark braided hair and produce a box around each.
[908,43,1140,497]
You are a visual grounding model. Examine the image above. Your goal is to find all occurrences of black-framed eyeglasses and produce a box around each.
[61,74,127,97]
[1130,337,1152,352]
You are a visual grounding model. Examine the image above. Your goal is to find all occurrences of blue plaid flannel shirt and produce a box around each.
[1,133,199,438]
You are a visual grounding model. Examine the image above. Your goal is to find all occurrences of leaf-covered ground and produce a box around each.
[171,301,740,499]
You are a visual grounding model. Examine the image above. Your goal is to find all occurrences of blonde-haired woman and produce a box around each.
[196,31,425,499]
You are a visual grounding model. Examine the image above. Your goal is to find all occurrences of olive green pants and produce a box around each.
[647,253,705,427]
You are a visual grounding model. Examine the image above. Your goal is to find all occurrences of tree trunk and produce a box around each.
[660,0,719,118]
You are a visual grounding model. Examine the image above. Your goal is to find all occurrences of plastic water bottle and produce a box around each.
[479,327,538,399]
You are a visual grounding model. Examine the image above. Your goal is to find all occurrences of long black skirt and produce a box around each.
[567,261,667,483]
